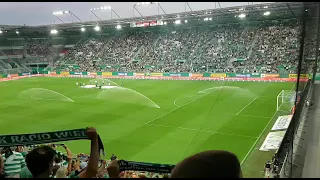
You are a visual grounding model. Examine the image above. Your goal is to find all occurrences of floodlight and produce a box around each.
[174,20,181,24]
[53,12,56,15]
[64,11,69,14]
[107,6,111,9]
[204,17,209,21]
[0,30,2,34]
[145,2,150,5]
[209,17,212,20]
[90,8,93,11]
[116,25,121,29]
[263,11,270,16]
[50,29,58,34]
[163,21,167,25]
[238,13,246,18]
[16,30,19,34]
[80,27,86,32]
[184,20,188,23]
[94,25,100,31]
[264,6,268,9]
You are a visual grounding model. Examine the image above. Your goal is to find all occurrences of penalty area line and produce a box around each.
[147,123,258,139]
[237,114,271,119]
[240,109,278,165]
[173,95,198,108]
[236,96,259,115]
[145,91,215,125]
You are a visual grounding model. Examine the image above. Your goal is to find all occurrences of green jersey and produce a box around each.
[20,152,27,158]
[2,152,25,176]
[55,160,68,168]
[20,166,33,178]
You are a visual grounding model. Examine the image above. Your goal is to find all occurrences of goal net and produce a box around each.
[277,90,296,112]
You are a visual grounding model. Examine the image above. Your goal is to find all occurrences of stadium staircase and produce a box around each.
[247,32,259,60]
[0,50,25,74]
[11,48,32,72]
[131,44,144,61]
[52,36,88,70]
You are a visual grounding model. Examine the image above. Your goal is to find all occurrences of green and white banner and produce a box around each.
[259,131,286,151]
[0,128,105,156]
[271,115,293,131]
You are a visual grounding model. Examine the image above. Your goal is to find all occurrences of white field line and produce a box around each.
[240,107,279,165]
[145,91,216,125]
[239,83,296,165]
[290,82,296,91]
[173,95,197,108]
[237,114,271,119]
[236,96,259,115]
[0,89,96,109]
[147,123,258,139]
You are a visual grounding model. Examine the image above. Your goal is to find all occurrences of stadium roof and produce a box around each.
[0,2,311,36]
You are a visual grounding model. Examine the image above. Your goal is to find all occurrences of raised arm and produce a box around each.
[0,155,4,174]
[78,127,99,178]
[62,144,72,176]
[97,160,107,175]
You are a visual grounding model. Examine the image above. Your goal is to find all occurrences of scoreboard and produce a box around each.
[130,20,164,28]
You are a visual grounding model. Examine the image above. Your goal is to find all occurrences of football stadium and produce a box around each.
[0,1,319,178]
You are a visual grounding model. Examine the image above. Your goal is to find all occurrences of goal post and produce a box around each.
[277,90,296,112]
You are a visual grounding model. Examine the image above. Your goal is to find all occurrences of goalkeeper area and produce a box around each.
[0,77,295,177]
[277,90,296,112]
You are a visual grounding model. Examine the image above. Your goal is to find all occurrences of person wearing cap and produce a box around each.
[1,147,26,178]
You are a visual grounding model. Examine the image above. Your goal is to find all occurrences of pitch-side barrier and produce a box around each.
[0,74,307,83]
[39,74,304,82]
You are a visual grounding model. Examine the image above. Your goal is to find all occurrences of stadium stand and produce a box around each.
[47,21,302,74]
[0,9,317,76]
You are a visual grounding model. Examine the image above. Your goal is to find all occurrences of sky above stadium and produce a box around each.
[0,2,271,26]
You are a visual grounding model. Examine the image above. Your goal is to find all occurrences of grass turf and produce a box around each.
[0,77,295,177]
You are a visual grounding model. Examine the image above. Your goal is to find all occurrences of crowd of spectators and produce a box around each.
[2,18,319,75]
[242,23,301,74]
[0,128,243,178]
[52,20,307,74]
[26,38,52,57]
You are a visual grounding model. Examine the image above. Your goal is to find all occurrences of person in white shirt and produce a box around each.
[1,147,26,178]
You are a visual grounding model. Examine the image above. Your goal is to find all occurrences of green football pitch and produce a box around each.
[0,77,295,177]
